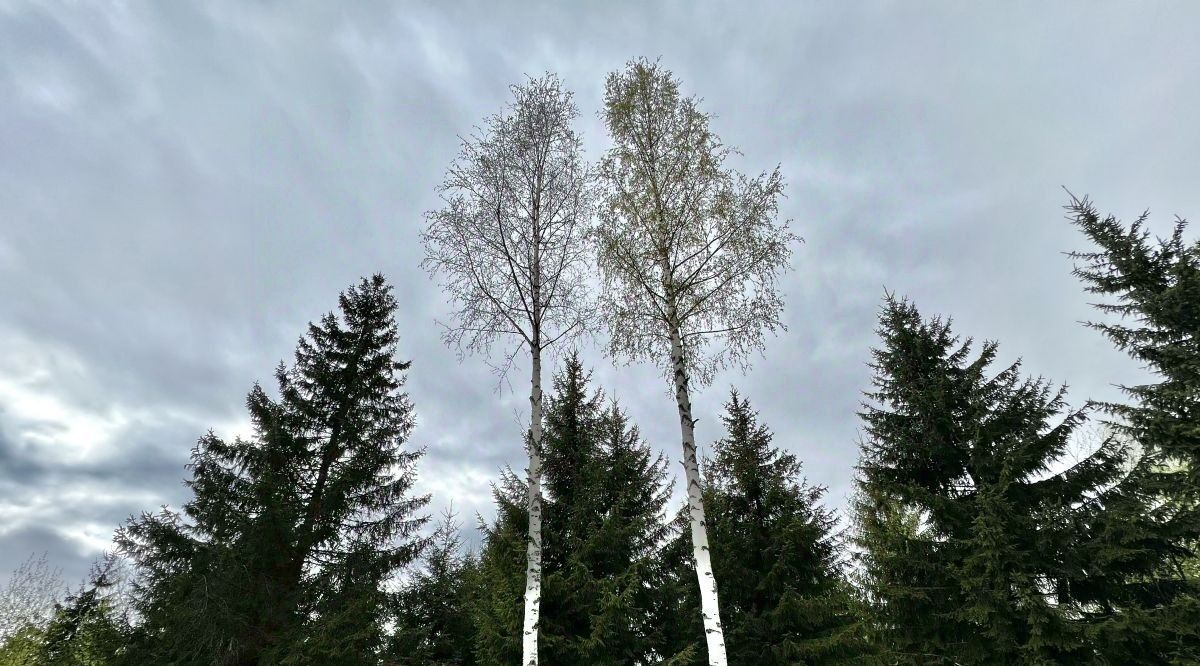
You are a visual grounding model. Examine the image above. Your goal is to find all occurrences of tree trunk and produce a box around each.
[669,320,728,665]
[522,347,544,666]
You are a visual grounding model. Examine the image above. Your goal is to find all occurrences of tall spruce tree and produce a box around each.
[474,355,675,664]
[537,354,606,659]
[666,392,866,665]
[854,296,1130,664]
[544,399,673,664]
[540,354,606,578]
[1066,196,1200,661]
[1068,195,1200,487]
[586,402,675,663]
[117,275,428,665]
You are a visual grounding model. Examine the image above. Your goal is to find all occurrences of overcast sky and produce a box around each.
[2,1,1198,587]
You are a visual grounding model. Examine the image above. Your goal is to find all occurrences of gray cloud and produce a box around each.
[2,0,1197,584]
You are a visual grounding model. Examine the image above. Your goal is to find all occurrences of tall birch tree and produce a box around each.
[421,73,592,666]
[595,58,796,666]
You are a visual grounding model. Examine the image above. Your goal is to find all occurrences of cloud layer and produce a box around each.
[2,0,1197,584]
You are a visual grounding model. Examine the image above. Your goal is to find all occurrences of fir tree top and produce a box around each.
[855,296,1130,663]
[116,274,429,664]
[1067,195,1200,483]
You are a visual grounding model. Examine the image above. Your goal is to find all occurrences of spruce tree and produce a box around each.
[472,470,530,664]
[560,401,674,664]
[474,354,675,664]
[854,296,1129,664]
[1066,196,1200,661]
[540,354,605,578]
[38,554,131,665]
[117,275,428,664]
[389,510,478,665]
[536,354,606,660]
[666,392,866,665]
[601,403,676,660]
[546,357,675,664]
[1068,195,1200,485]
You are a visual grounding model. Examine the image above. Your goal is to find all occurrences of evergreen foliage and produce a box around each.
[389,511,478,665]
[1067,196,1200,662]
[474,354,675,664]
[854,296,1131,664]
[1068,196,1200,481]
[115,275,428,665]
[16,188,1200,664]
[38,555,130,666]
[667,392,866,665]
[472,469,531,664]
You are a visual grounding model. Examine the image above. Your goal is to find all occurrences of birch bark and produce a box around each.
[521,349,543,665]
[669,317,728,665]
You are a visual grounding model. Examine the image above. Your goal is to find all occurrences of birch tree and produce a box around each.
[595,59,796,665]
[0,553,62,642]
[421,73,592,666]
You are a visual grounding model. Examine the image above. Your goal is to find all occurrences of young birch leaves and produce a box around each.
[595,58,797,665]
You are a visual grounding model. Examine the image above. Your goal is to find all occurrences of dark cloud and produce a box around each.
[2,0,1197,585]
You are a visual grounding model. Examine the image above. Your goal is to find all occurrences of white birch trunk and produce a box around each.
[521,347,544,666]
[669,320,728,665]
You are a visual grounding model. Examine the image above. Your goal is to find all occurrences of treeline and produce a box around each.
[2,196,1197,664]
[1,58,1198,665]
